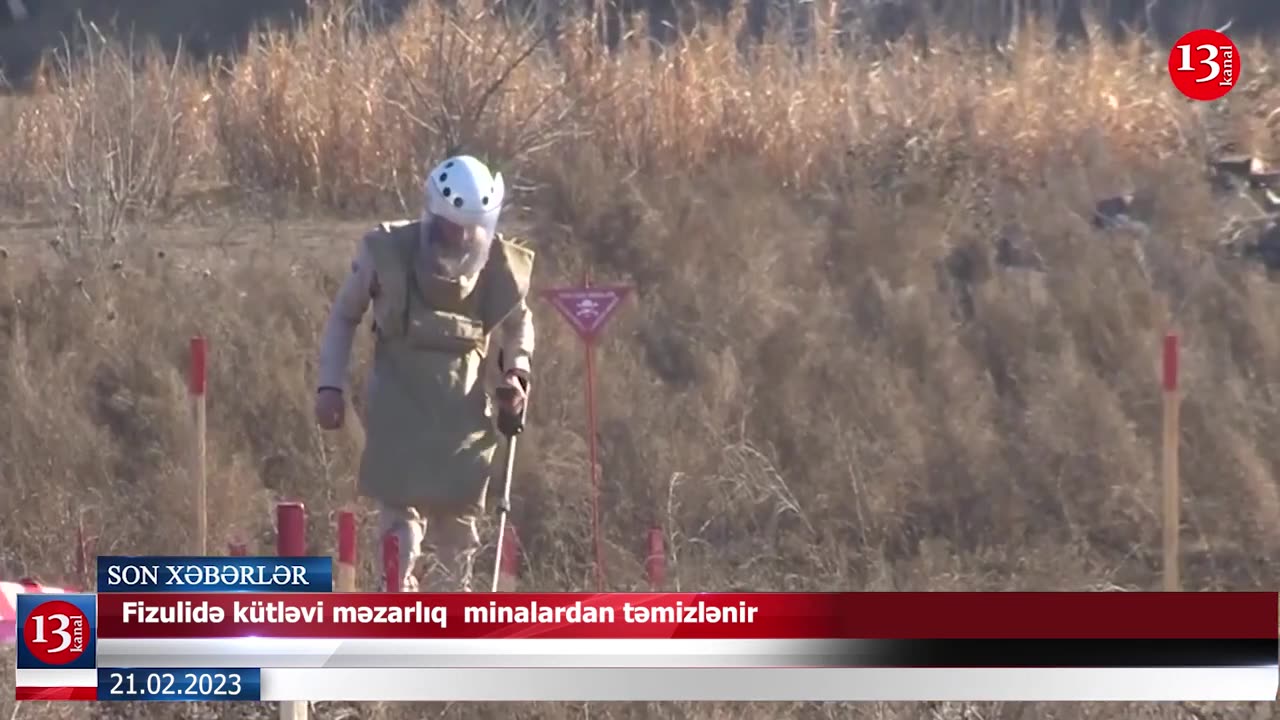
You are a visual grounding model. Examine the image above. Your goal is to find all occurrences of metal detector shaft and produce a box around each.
[491,387,527,593]
[491,433,519,592]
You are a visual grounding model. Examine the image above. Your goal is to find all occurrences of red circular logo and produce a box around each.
[1169,29,1240,101]
[22,601,89,665]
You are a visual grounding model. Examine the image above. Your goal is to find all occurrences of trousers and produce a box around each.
[377,501,481,592]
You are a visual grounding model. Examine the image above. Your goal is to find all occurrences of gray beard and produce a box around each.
[418,220,492,281]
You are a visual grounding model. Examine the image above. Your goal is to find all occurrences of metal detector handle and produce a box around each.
[495,386,527,438]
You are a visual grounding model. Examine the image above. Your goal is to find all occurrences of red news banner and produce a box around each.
[94,592,1279,639]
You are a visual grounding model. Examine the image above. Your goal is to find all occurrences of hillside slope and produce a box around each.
[2,3,1280,718]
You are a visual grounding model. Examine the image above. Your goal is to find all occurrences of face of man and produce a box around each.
[420,214,492,280]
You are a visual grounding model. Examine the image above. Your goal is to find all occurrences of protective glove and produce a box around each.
[496,372,528,437]
[315,387,345,430]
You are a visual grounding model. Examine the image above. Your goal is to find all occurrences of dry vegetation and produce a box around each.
[3,0,1280,717]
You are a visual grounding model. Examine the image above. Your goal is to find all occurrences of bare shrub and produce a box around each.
[16,20,203,260]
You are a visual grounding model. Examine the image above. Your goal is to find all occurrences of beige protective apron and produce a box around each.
[358,222,533,511]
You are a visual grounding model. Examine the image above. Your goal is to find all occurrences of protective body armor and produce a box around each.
[357,220,533,510]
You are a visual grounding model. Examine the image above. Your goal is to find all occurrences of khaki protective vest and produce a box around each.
[357,220,534,512]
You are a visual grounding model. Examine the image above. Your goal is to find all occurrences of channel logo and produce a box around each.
[16,594,97,670]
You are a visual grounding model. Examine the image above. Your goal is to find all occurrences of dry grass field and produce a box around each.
[2,1,1280,718]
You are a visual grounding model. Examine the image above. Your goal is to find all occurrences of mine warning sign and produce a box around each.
[543,286,630,342]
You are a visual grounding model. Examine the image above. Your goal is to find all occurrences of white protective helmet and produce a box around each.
[423,155,505,239]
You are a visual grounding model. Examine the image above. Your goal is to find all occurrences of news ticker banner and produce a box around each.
[10,556,1280,701]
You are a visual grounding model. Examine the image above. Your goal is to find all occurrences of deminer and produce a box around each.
[314,155,534,592]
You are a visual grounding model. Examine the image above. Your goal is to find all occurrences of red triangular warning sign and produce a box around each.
[543,285,630,342]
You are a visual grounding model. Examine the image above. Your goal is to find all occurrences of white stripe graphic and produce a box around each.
[94,637,1279,669]
[15,669,97,688]
[256,667,1278,701]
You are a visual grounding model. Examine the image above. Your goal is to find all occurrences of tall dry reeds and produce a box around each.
[2,4,1280,719]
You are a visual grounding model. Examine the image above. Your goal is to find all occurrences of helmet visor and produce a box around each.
[423,214,491,279]
[430,213,469,248]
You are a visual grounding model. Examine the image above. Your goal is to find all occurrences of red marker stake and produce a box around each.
[1161,332,1181,592]
[382,532,401,593]
[273,502,310,720]
[646,527,666,590]
[190,336,207,556]
[497,523,520,592]
[276,502,306,558]
[583,311,604,589]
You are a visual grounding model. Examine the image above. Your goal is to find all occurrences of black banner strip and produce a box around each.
[812,639,1277,668]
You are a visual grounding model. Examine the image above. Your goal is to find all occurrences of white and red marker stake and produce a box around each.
[190,336,208,556]
[273,502,310,720]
